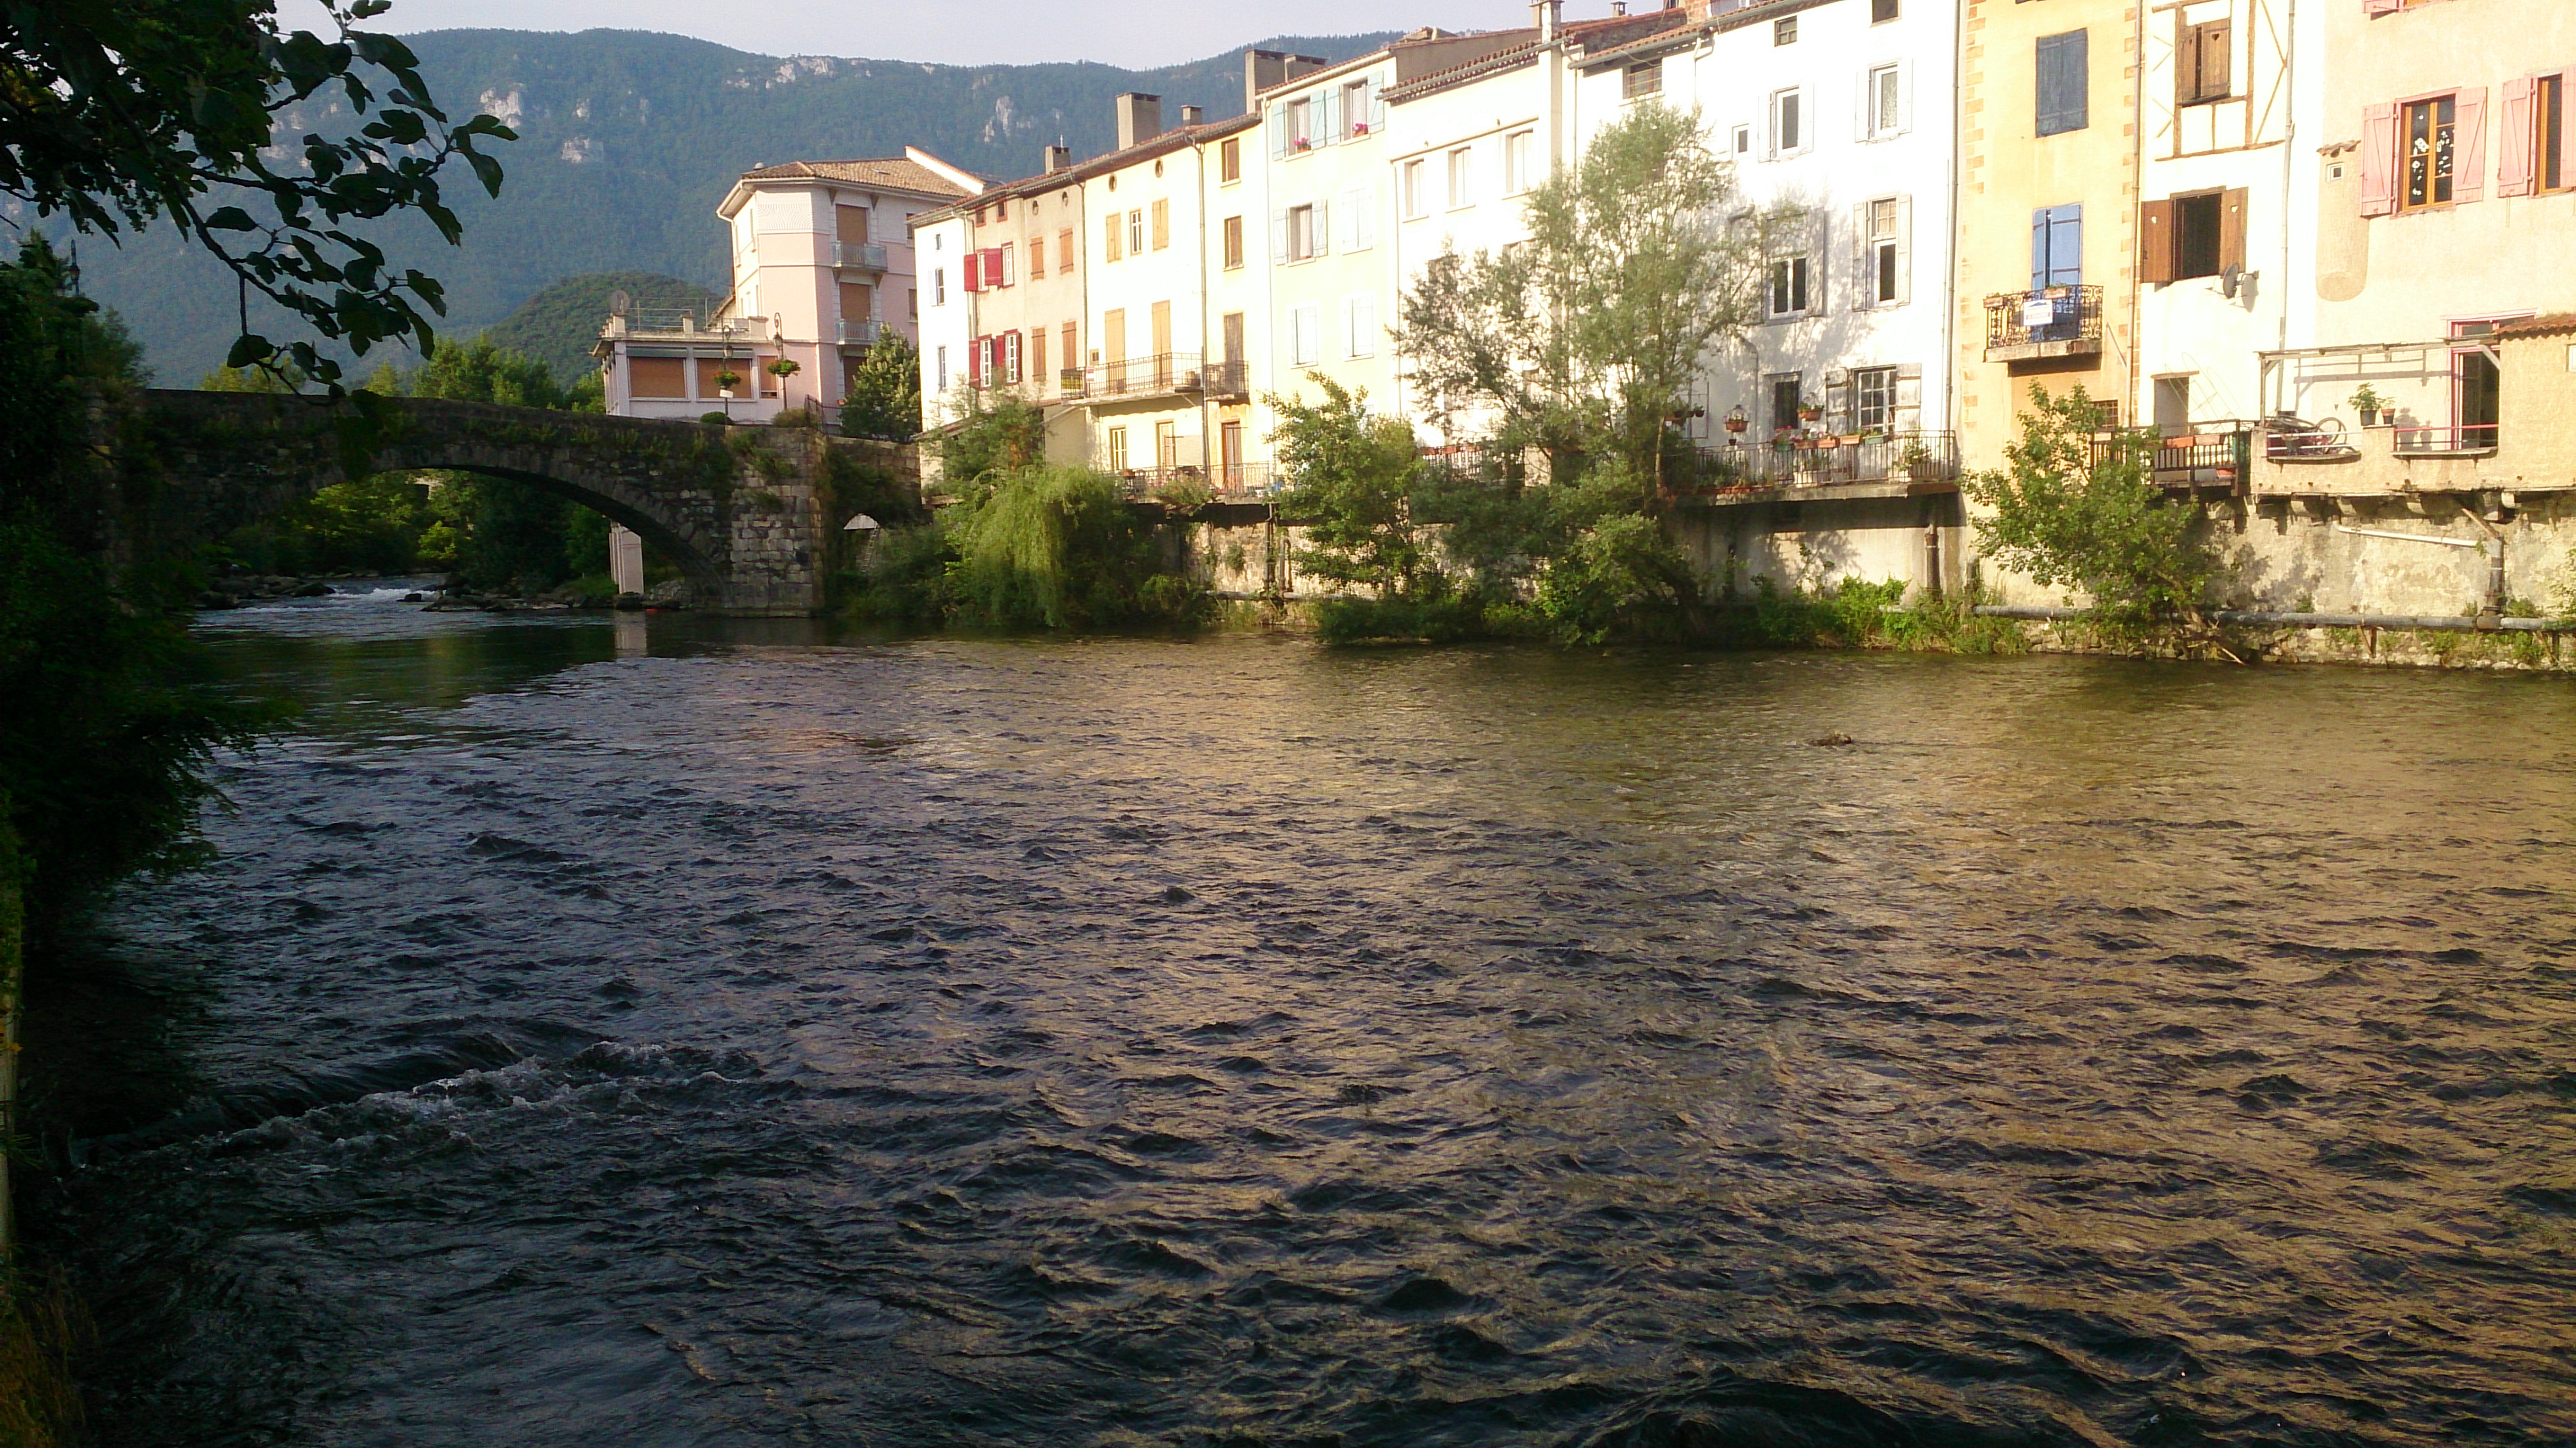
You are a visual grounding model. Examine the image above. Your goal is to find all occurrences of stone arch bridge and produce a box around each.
[138,390,914,615]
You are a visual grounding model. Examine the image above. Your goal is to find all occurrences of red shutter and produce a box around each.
[2359,104,2399,215]
[963,252,982,292]
[2364,0,2401,14]
[2454,87,2489,203]
[2499,77,2538,197]
[981,248,1004,288]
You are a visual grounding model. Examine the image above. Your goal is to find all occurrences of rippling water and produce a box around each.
[45,591,2576,1447]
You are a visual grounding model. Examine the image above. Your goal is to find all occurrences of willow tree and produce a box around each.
[1395,102,1768,494]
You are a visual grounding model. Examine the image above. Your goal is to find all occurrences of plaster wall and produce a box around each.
[1261,56,1402,417]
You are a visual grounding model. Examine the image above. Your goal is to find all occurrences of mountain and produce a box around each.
[60,28,1397,384]
[486,271,717,383]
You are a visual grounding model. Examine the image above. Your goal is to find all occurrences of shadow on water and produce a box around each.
[27,587,2576,1447]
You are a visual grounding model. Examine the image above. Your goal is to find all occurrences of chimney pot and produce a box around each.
[1180,104,1202,126]
[1043,144,1071,173]
[1115,91,1163,150]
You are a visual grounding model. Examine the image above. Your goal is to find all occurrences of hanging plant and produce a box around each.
[768,357,800,379]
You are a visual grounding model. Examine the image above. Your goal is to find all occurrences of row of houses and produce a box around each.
[601,0,2576,615]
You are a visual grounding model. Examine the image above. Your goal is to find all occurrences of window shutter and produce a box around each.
[2177,24,2197,107]
[1824,373,1852,429]
[1268,105,1286,160]
[1320,87,1340,145]
[2364,0,2401,14]
[2360,103,2400,215]
[2219,188,2248,271]
[1898,60,1914,134]
[1893,195,1912,306]
[1314,198,1331,256]
[2498,77,2538,197]
[1810,209,1829,313]
[2140,198,2176,284]
[2031,208,2050,290]
[2203,22,2231,101]
[1356,187,1375,250]
[963,252,982,292]
[1272,208,1289,263]
[1856,71,1873,142]
[1894,363,1922,433]
[1337,190,1358,250]
[2454,88,2489,203]
[1851,203,1872,302]
[1373,87,1388,132]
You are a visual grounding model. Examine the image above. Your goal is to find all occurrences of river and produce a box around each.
[40,589,2576,1446]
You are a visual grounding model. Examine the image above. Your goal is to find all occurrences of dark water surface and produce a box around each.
[48,594,2576,1446]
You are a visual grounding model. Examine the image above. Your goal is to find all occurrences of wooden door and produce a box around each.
[1151,302,1172,387]
[1103,309,1127,393]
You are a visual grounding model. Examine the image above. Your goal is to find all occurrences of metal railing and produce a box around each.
[2393,423,2498,455]
[2262,415,2358,461]
[1686,430,1961,491]
[835,241,889,271]
[1058,351,1208,401]
[837,318,883,346]
[2090,426,2253,489]
[1983,285,2104,359]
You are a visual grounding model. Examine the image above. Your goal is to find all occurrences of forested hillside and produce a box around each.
[68,28,1392,382]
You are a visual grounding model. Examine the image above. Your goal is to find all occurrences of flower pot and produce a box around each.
[2358,408,2380,428]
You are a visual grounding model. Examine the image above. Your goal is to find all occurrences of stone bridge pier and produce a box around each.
[137,391,913,615]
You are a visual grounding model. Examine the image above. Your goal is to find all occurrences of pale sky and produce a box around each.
[282,0,1548,69]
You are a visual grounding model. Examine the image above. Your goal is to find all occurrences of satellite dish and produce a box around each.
[608,289,633,316]
[842,513,881,532]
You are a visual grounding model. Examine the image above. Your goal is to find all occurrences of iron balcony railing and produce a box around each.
[1057,352,1214,401]
[837,318,883,346]
[2393,422,2499,455]
[1984,285,2104,361]
[2088,426,2251,491]
[835,241,889,271]
[1688,430,1962,492]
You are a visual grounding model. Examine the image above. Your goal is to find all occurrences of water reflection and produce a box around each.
[44,597,2576,1447]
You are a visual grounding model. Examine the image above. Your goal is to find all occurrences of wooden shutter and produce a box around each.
[2203,23,2230,101]
[1104,213,1120,261]
[1893,196,1912,306]
[2498,77,2537,198]
[1314,198,1331,257]
[836,206,869,244]
[1059,228,1074,273]
[2454,88,2489,202]
[2036,32,2088,135]
[1850,204,1872,302]
[839,281,872,323]
[2364,0,2401,14]
[1151,198,1169,250]
[2359,104,2400,215]
[1151,301,1172,359]
[962,252,982,291]
[1060,322,1077,375]
[1029,326,1044,382]
[982,246,1005,285]
[629,356,685,398]
[1894,363,1922,433]
[2140,198,2176,284]
[2219,188,2248,271]
[1029,233,1046,276]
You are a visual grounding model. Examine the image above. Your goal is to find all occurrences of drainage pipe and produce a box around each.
[1971,604,2576,633]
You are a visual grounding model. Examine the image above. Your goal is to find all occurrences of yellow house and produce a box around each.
[1955,0,2142,480]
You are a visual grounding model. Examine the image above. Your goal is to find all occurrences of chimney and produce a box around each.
[1043,144,1071,173]
[1533,0,1561,41]
[1245,49,1333,112]
[1180,104,1203,127]
[1115,92,1162,150]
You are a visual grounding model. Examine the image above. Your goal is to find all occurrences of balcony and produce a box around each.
[2251,339,2516,499]
[2090,427,2252,493]
[1983,286,2104,362]
[835,241,889,271]
[1683,431,1962,499]
[837,318,884,346]
[1056,352,1211,404]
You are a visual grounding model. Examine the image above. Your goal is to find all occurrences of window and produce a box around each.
[1872,0,1898,20]
[1289,301,1322,366]
[1220,421,1244,484]
[630,356,685,399]
[1156,420,1178,470]
[1855,367,1896,432]
[2548,74,2569,192]
[1859,196,1908,305]
[1029,327,1044,384]
[2404,95,2457,208]
[1287,203,1320,261]
[1772,88,1804,155]
[2179,19,2231,106]
[935,346,948,392]
[1222,311,1245,365]
[1059,229,1075,274]
[1768,373,1803,432]
[1128,209,1145,254]
[932,267,946,305]
[1344,79,1372,137]
[1107,426,1129,472]
[1004,329,1021,385]
[1060,321,1077,379]
[1506,130,1535,194]
[1287,95,1314,150]
[2502,72,2569,196]
[1448,147,1473,208]
[999,242,1015,286]
[1104,212,1124,261]
[2032,203,2082,288]
[1402,158,1427,218]
[2036,30,2089,137]
[994,198,1007,221]
[1775,16,1797,45]
[2453,319,2501,449]
[1151,199,1169,250]
[1768,254,1810,317]
[1339,187,1375,251]
[1869,65,1904,138]
[1345,294,1377,358]
[908,288,917,320]
[1733,125,1751,155]
[1221,137,1241,183]
[1624,61,1662,101]
[2154,376,2192,435]
[1224,215,1245,269]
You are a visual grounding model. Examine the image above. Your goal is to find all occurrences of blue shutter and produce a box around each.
[1320,87,1340,145]
[2031,208,2049,291]
[2031,204,2082,289]
[1268,105,1286,160]
[2035,31,2089,136]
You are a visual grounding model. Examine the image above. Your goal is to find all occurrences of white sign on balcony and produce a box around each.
[2021,297,2057,329]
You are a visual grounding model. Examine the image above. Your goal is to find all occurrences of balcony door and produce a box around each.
[2029,204,2082,341]
[836,205,870,246]
[1151,301,1173,388]
[1103,309,1128,394]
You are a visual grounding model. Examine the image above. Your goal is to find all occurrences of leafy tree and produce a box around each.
[1269,378,1435,599]
[1964,385,2232,658]
[933,390,1046,494]
[842,334,923,441]
[3,0,515,385]
[405,334,603,590]
[1395,101,1768,491]
[942,466,1205,629]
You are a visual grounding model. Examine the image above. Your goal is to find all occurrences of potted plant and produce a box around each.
[767,357,800,382]
[1898,438,1938,482]
[714,368,743,400]
[2349,384,2387,428]
[1797,396,1823,426]
[1724,405,1749,436]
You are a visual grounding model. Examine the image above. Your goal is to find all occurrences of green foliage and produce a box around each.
[934,391,1048,492]
[1270,378,1433,597]
[944,466,1208,630]
[400,333,607,590]
[7,0,515,386]
[0,240,275,942]
[220,476,434,576]
[842,334,923,441]
[1396,101,1768,486]
[486,271,712,383]
[1963,385,2226,654]
[842,524,959,629]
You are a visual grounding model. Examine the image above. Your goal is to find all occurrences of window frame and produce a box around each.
[1505,129,1536,195]
[1288,301,1322,367]
[1770,87,1806,156]
[1344,293,1378,359]
[1868,64,1903,139]
[1766,253,1811,319]
[1447,146,1474,210]
[1872,0,1899,21]
[2035,30,2090,138]
[1223,215,1245,271]
[1220,137,1241,184]
[1854,366,1897,432]
[2541,72,2569,193]
[1623,60,1663,101]
[1775,16,1798,45]
[2403,93,2458,210]
[2178,18,2232,108]
[1402,158,1427,219]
